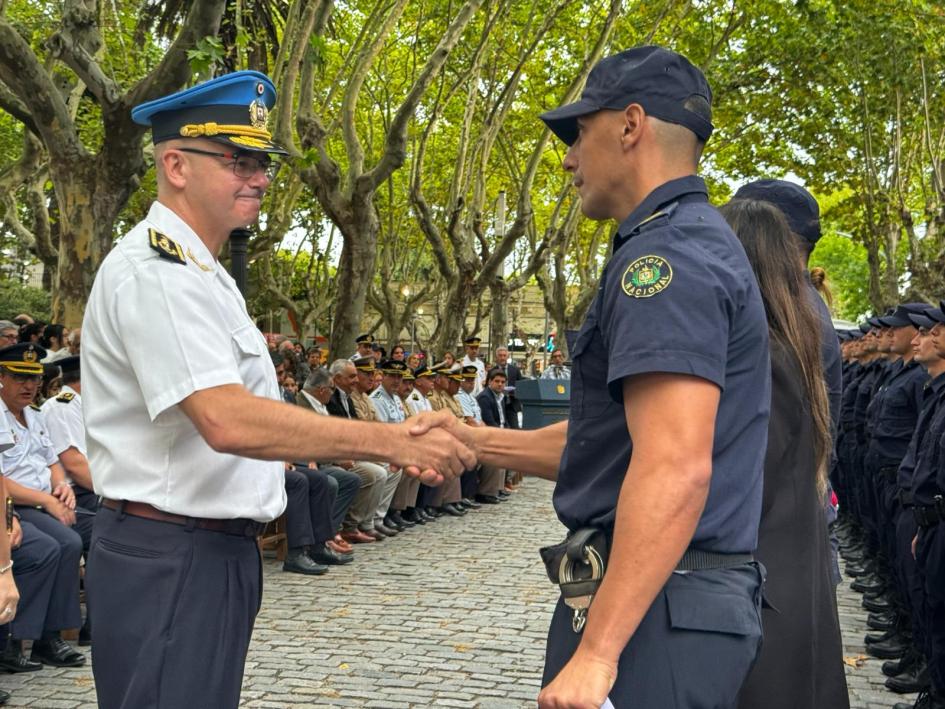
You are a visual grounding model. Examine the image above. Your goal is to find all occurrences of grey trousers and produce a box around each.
[373,466,401,523]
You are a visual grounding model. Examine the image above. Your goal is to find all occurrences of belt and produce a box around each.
[879,466,899,480]
[676,549,754,571]
[913,496,944,528]
[899,489,915,509]
[102,499,266,537]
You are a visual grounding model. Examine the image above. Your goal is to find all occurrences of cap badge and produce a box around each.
[248,99,269,130]
[622,255,672,298]
[256,81,265,95]
[23,348,37,363]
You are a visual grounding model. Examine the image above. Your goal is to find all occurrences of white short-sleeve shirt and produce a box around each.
[461,355,486,394]
[0,399,57,492]
[82,201,286,522]
[369,387,406,423]
[404,389,432,416]
[41,385,86,457]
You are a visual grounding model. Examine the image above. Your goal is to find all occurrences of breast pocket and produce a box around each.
[230,324,265,359]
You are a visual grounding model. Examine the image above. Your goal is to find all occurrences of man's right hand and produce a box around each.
[44,496,76,527]
[395,412,477,484]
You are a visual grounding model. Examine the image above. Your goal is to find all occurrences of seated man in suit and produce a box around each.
[475,369,512,504]
[324,360,390,543]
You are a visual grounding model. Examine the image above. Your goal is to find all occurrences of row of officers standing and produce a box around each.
[833,304,945,709]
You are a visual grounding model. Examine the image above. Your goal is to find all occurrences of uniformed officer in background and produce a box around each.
[82,71,473,709]
[414,45,771,707]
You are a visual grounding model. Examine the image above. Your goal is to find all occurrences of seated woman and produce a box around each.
[719,199,848,709]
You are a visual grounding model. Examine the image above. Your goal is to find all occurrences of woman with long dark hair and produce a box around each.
[719,199,849,709]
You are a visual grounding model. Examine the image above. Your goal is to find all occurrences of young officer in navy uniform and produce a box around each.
[82,71,474,709]
[412,45,771,707]
[900,302,945,709]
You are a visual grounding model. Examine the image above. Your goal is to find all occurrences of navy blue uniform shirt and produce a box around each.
[903,374,945,503]
[553,176,771,554]
[865,359,926,470]
[896,374,944,492]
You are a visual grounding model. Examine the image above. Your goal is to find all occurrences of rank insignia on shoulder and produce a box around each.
[148,229,186,265]
[56,392,75,403]
[28,403,41,411]
[622,254,673,298]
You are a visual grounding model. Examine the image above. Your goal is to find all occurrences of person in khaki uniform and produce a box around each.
[350,357,400,537]
[427,365,467,517]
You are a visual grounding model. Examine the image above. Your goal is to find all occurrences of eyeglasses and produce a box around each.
[6,372,41,384]
[0,333,16,342]
[177,147,280,180]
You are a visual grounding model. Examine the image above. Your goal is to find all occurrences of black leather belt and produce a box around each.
[913,496,944,528]
[103,499,266,537]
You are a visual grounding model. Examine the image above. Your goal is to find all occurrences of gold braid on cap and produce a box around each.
[179,123,272,140]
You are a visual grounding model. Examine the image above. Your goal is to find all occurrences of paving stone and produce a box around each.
[2,480,900,707]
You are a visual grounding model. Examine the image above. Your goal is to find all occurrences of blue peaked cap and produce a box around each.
[132,71,286,154]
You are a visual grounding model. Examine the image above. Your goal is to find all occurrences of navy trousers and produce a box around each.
[917,525,945,696]
[8,519,80,639]
[284,465,357,547]
[542,563,764,709]
[87,505,261,709]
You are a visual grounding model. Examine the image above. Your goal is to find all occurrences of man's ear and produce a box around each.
[159,146,188,189]
[621,104,646,147]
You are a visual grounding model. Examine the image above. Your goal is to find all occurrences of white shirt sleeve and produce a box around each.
[114,265,245,420]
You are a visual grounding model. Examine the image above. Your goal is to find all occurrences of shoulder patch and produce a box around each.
[621,255,673,298]
[28,403,41,411]
[148,229,186,265]
[56,392,75,403]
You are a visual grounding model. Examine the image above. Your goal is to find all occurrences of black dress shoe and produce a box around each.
[0,688,9,704]
[283,549,328,575]
[461,497,482,509]
[869,612,898,631]
[401,509,426,525]
[29,637,86,668]
[416,507,434,521]
[886,663,930,694]
[893,689,944,709]
[383,515,406,531]
[442,503,466,517]
[309,544,353,566]
[883,649,920,677]
[863,595,894,612]
[374,522,399,537]
[497,490,511,498]
[425,506,444,518]
[867,636,910,660]
[0,640,41,673]
[475,494,500,504]
[865,629,898,645]
[389,511,414,528]
[852,576,886,594]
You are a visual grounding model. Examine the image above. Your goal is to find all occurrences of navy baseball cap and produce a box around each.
[732,180,821,244]
[132,71,287,154]
[925,306,945,324]
[879,303,930,328]
[909,311,937,329]
[540,46,713,146]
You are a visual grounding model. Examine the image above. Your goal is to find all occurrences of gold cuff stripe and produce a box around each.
[179,123,272,140]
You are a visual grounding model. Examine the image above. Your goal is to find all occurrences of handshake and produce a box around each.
[394,410,481,485]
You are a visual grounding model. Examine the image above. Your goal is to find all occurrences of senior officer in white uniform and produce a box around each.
[82,71,474,709]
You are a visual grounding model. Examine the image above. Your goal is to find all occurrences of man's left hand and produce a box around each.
[537,649,617,709]
[53,483,76,511]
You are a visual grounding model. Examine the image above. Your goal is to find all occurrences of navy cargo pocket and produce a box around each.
[665,584,759,636]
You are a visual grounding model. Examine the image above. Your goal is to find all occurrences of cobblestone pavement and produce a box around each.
[0,479,916,708]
